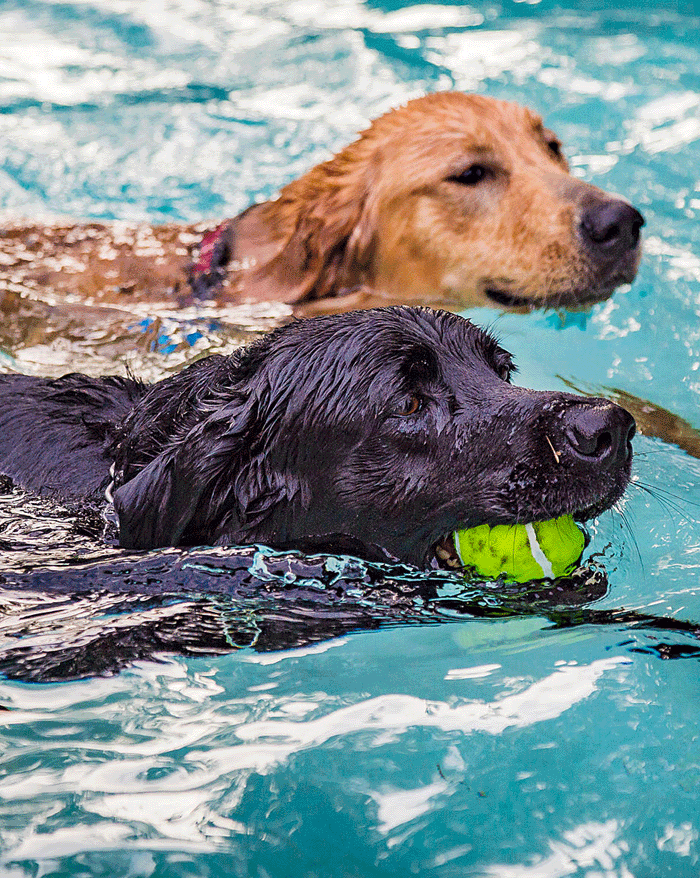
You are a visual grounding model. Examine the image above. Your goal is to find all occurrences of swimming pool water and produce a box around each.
[1,0,700,875]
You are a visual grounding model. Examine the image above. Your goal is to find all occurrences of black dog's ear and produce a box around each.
[113,450,202,549]
[113,397,305,550]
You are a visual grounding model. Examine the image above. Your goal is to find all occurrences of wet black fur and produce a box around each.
[0,307,633,567]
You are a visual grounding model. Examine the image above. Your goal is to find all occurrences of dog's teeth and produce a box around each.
[435,544,451,561]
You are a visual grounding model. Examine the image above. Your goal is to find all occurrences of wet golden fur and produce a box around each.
[0,92,642,314]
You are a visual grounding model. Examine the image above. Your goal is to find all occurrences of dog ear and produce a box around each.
[241,149,380,304]
[113,396,306,550]
[112,450,200,549]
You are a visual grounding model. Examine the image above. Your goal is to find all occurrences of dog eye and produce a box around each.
[398,395,423,416]
[544,133,563,158]
[449,164,490,186]
[497,363,511,382]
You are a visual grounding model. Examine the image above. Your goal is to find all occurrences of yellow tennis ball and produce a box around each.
[454,515,585,582]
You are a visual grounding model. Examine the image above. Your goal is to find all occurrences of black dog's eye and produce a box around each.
[398,395,423,416]
[449,164,490,186]
[497,364,511,382]
[494,356,516,382]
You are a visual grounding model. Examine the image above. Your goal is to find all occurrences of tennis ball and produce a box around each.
[454,515,585,582]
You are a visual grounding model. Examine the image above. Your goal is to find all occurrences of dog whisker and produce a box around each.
[630,480,700,523]
[545,435,561,464]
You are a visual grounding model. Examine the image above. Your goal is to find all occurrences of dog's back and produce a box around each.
[0,373,145,500]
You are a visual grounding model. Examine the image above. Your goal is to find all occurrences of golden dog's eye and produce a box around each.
[546,136,562,158]
[450,164,490,186]
[399,395,423,416]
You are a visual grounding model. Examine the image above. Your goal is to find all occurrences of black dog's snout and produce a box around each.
[562,403,636,466]
[580,200,645,256]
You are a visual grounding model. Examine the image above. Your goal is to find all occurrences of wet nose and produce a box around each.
[580,199,645,257]
[561,402,636,467]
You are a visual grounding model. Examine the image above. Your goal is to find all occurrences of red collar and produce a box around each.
[188,220,234,298]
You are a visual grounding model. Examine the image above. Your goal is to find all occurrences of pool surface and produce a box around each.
[1,0,700,875]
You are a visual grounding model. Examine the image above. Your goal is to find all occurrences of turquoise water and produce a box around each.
[2,0,700,874]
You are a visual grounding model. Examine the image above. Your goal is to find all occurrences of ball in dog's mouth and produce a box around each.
[434,514,586,582]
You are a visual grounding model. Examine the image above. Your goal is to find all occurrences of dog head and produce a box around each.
[236,92,643,310]
[113,307,635,568]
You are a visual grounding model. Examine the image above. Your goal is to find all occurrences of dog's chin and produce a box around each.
[483,284,613,311]
[482,258,641,311]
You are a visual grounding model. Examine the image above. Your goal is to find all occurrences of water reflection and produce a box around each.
[0,544,605,682]
[0,483,697,682]
[0,279,290,381]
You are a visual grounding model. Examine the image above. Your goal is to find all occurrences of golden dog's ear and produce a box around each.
[242,147,380,304]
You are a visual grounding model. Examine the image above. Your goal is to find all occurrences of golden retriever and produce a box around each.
[0,92,643,314]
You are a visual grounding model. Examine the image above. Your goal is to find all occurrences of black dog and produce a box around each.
[0,307,635,568]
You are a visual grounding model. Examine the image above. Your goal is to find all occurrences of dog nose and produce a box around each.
[580,200,645,256]
[561,402,636,467]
